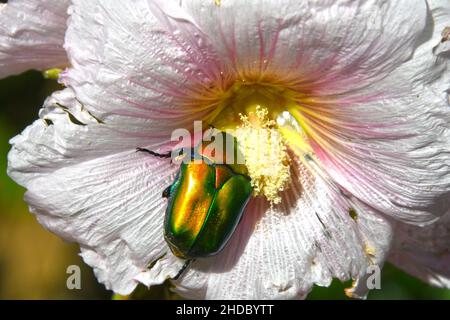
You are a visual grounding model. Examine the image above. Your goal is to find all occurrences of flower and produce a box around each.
[7,0,450,299]
[0,0,69,78]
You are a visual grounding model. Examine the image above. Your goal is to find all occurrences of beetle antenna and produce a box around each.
[173,259,194,281]
[136,147,172,159]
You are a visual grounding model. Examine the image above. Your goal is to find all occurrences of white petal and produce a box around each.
[389,214,450,289]
[63,0,225,137]
[291,2,450,225]
[385,1,450,102]
[135,253,184,288]
[0,0,69,78]
[174,160,393,299]
[8,89,180,294]
[303,92,450,225]
[428,0,450,58]
[182,0,428,94]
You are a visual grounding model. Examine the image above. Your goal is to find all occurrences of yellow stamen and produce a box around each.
[209,83,313,204]
[233,106,291,204]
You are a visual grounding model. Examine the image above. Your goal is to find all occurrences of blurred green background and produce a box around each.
[0,71,448,300]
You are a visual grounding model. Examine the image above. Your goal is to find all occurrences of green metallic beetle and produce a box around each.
[137,131,253,278]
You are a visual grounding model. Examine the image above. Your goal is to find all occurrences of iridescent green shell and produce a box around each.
[164,161,252,259]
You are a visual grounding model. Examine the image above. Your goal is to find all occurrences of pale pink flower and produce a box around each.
[0,0,69,78]
[7,0,450,299]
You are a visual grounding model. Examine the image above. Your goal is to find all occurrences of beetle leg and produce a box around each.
[136,147,172,158]
[162,185,172,198]
[172,259,194,281]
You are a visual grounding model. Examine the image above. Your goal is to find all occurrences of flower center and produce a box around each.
[208,83,308,204]
[236,106,290,204]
